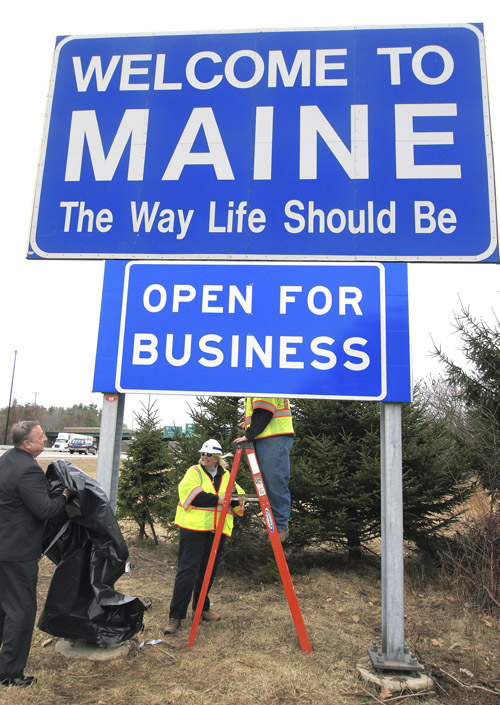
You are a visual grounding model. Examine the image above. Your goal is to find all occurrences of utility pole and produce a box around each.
[3,350,18,445]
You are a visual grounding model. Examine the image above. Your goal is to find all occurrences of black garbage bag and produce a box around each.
[38,459,145,645]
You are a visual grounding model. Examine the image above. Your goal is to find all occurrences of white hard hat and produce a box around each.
[199,439,223,455]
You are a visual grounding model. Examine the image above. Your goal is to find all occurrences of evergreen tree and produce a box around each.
[434,304,500,418]
[117,400,174,543]
[188,396,243,441]
[433,307,500,611]
[290,399,382,558]
[400,391,474,549]
[434,305,500,501]
[289,393,472,558]
[164,392,472,567]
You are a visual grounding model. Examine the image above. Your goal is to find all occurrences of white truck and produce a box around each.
[52,433,93,451]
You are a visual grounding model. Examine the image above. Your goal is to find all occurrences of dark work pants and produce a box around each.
[0,561,38,679]
[169,528,226,620]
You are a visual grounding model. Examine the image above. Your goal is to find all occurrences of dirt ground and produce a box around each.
[4,456,499,705]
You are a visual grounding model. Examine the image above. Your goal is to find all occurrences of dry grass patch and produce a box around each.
[18,458,498,704]
[37,455,99,478]
[1,536,498,705]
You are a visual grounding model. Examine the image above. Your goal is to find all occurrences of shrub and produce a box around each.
[440,492,500,613]
[117,401,174,543]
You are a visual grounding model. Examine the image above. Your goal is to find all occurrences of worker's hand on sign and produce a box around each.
[234,435,248,444]
[217,492,226,505]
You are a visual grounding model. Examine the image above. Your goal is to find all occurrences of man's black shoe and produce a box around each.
[1,675,36,687]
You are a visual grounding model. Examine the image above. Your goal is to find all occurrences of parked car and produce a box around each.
[68,439,97,455]
[52,438,69,451]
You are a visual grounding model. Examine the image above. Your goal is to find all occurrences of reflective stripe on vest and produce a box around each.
[174,464,244,536]
[244,397,294,439]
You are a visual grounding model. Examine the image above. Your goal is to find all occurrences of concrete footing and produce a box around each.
[356,656,434,700]
[55,639,129,661]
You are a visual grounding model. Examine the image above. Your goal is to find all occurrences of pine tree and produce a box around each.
[289,394,472,558]
[434,304,500,418]
[290,399,382,558]
[400,391,474,549]
[434,304,500,501]
[432,306,500,611]
[164,393,472,566]
[117,400,174,543]
[187,395,243,441]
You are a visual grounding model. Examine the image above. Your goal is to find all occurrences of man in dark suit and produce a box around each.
[0,420,70,688]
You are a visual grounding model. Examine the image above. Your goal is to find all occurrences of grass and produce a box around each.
[6,456,497,705]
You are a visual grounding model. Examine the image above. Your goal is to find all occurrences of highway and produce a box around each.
[0,447,95,459]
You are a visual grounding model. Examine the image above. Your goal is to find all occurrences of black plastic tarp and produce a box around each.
[38,459,145,645]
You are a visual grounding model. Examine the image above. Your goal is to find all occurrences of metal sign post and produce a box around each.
[96,392,125,510]
[369,402,422,671]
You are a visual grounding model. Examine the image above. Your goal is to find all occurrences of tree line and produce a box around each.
[1,402,102,440]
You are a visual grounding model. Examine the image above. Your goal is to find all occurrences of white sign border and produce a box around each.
[113,260,388,401]
[28,24,497,263]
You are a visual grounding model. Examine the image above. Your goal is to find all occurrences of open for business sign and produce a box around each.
[29,25,497,262]
[93,261,411,401]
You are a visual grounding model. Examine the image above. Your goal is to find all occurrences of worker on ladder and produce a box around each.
[234,398,294,542]
[164,439,245,635]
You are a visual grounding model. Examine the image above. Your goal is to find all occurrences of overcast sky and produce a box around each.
[0,0,498,430]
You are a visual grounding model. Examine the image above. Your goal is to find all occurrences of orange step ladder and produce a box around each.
[188,441,312,653]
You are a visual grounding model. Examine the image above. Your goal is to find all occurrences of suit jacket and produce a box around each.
[0,447,67,561]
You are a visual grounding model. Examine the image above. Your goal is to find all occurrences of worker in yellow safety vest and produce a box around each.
[164,439,244,634]
[234,398,294,543]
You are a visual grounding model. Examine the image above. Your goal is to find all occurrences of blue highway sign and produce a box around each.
[93,261,411,401]
[29,25,497,262]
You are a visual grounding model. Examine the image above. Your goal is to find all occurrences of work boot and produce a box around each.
[163,618,181,634]
[259,527,289,542]
[277,528,289,543]
[201,610,220,622]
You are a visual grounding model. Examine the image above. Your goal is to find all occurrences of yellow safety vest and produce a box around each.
[174,464,244,536]
[244,397,294,439]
